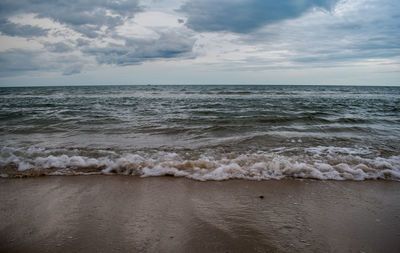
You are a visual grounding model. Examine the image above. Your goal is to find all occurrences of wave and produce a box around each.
[1,146,399,181]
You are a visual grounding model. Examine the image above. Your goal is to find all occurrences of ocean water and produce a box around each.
[0,85,399,180]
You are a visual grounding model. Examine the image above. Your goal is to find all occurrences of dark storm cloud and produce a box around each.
[82,31,195,65]
[180,0,339,33]
[0,0,142,37]
[0,19,49,38]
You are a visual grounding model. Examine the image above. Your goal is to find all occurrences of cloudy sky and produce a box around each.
[0,0,399,86]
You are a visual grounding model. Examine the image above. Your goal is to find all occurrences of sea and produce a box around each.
[0,85,399,180]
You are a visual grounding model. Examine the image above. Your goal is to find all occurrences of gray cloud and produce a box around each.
[214,0,400,70]
[0,0,142,38]
[1,0,398,82]
[0,0,198,76]
[180,0,339,33]
[0,19,49,38]
[0,49,85,77]
[0,49,41,76]
[83,30,196,65]
[62,64,83,75]
[76,38,90,47]
[290,3,400,65]
[43,42,73,53]
[0,27,196,77]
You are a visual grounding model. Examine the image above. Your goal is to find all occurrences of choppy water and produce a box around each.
[1,85,399,180]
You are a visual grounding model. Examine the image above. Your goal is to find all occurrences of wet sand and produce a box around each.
[0,176,399,253]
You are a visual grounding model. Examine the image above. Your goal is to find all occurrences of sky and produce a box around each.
[0,0,399,86]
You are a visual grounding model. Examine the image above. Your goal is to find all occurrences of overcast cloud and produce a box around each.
[0,0,399,85]
[180,0,339,33]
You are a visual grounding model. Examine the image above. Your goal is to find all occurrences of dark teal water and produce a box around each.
[0,85,399,180]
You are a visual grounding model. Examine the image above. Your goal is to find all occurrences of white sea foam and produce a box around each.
[1,146,399,181]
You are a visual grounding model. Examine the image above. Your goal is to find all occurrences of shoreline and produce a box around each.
[1,176,400,252]
[3,172,400,181]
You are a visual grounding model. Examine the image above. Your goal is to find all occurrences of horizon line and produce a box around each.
[1,83,400,88]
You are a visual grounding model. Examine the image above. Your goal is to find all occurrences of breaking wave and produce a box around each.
[1,146,399,181]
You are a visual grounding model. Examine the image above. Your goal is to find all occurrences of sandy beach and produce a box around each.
[0,176,399,253]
